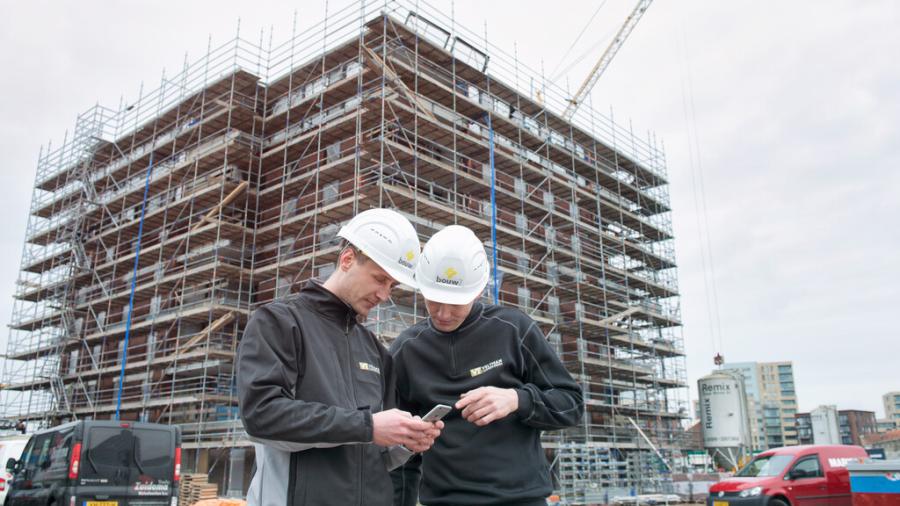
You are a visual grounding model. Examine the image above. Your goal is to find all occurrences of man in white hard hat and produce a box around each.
[238,208,443,506]
[390,224,584,506]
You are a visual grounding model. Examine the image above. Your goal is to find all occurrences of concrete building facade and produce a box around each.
[877,419,898,433]
[795,408,877,446]
[884,391,900,425]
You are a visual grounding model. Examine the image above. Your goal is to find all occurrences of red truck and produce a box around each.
[707,444,868,506]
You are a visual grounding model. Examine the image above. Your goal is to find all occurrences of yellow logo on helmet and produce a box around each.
[444,267,459,279]
[398,250,415,269]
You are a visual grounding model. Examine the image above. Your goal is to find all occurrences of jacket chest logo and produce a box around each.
[470,358,503,377]
[358,362,381,374]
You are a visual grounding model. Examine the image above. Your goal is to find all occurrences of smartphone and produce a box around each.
[421,404,452,422]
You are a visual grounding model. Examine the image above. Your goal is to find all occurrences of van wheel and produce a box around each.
[769,499,789,506]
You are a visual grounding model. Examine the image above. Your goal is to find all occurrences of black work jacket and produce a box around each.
[390,302,584,506]
[239,280,396,506]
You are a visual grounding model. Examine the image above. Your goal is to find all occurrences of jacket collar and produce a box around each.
[300,279,360,326]
[427,301,484,335]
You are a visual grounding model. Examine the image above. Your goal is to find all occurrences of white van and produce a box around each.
[0,434,29,505]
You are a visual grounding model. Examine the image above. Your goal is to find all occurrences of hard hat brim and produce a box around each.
[380,263,417,289]
[419,281,484,305]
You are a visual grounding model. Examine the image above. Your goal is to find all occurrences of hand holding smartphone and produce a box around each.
[395,404,450,457]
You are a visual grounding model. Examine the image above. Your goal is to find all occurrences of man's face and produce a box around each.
[425,298,476,332]
[341,249,398,317]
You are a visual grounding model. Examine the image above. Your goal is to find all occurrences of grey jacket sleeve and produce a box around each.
[238,304,373,446]
[514,320,584,430]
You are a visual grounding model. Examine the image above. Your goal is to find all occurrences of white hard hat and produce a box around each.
[337,208,420,287]
[416,224,490,304]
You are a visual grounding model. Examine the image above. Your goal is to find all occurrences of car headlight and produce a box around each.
[739,486,763,497]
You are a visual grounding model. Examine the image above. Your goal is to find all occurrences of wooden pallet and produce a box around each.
[179,474,219,506]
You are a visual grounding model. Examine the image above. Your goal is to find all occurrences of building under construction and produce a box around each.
[1,1,687,502]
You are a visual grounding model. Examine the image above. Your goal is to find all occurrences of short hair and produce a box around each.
[338,239,369,264]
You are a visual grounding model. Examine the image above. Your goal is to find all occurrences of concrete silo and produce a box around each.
[698,370,752,469]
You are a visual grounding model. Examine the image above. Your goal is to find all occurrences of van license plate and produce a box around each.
[713,501,729,506]
[87,501,118,506]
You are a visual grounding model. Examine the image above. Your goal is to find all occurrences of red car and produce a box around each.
[708,444,868,506]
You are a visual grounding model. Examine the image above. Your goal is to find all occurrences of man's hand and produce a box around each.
[455,387,519,426]
[372,409,442,449]
[405,420,444,453]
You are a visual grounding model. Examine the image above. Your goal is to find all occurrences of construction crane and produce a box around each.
[562,0,653,120]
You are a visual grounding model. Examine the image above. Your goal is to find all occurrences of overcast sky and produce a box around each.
[1,1,897,418]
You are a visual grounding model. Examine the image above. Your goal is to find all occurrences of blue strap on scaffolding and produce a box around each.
[115,153,154,420]
[485,114,499,304]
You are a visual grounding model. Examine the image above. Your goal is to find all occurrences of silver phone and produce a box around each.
[421,404,452,422]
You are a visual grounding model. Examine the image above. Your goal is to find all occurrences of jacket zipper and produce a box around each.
[345,317,364,506]
[287,451,299,506]
[344,317,359,406]
[449,331,458,376]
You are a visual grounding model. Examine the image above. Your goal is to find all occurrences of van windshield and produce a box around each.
[81,427,173,485]
[736,455,794,477]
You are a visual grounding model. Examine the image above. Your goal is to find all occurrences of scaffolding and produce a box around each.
[0,1,688,502]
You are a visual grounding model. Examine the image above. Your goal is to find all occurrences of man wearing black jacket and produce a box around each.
[238,209,442,506]
[391,225,584,506]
